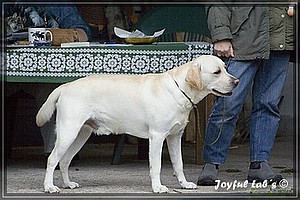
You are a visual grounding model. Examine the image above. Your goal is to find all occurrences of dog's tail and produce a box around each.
[36,85,63,127]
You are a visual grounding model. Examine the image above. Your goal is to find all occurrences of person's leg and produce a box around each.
[198,60,258,185]
[35,84,58,155]
[250,51,290,162]
[44,5,92,40]
[203,60,258,164]
[41,116,56,155]
[248,51,290,183]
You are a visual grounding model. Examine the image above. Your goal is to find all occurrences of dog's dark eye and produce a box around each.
[214,69,221,75]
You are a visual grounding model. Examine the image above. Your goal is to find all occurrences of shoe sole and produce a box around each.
[197,179,217,186]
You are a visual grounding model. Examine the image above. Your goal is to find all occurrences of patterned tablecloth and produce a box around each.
[5,42,213,83]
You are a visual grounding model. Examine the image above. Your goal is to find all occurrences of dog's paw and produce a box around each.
[180,181,197,189]
[152,184,169,193]
[63,181,80,189]
[44,185,61,193]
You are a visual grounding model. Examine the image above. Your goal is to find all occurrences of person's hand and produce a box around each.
[214,40,234,58]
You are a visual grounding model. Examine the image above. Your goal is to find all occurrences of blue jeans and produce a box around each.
[15,0,92,40]
[203,51,290,164]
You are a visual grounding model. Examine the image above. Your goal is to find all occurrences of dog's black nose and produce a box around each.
[233,79,239,87]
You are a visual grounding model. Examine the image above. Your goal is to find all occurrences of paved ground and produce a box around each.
[4,134,297,199]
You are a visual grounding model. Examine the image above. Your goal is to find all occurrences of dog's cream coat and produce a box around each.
[36,55,238,193]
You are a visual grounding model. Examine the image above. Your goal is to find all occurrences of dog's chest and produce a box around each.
[167,116,189,136]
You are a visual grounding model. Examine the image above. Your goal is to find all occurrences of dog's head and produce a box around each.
[185,55,239,97]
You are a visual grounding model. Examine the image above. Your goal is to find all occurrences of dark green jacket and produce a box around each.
[206,6,295,60]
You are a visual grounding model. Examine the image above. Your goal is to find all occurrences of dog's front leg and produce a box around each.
[149,135,168,193]
[166,133,197,190]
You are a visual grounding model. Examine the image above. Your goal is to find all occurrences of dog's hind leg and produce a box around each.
[44,122,83,193]
[166,132,197,190]
[59,124,93,189]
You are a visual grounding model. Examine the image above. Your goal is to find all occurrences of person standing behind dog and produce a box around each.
[197,5,295,186]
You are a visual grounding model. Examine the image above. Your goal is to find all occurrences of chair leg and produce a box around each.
[137,139,149,160]
[111,134,127,165]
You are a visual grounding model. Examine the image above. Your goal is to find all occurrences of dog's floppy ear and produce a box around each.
[185,64,203,90]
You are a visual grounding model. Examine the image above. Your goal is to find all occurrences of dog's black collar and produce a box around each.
[173,79,197,108]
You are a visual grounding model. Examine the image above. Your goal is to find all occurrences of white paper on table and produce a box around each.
[114,27,165,38]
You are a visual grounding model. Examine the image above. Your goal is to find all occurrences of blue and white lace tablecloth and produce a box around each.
[5,42,213,83]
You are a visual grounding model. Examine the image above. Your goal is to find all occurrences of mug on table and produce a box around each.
[28,27,53,46]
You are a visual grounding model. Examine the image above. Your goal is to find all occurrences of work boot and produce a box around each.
[247,161,283,184]
[197,163,219,186]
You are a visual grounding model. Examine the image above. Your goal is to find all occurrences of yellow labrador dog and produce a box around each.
[36,55,238,193]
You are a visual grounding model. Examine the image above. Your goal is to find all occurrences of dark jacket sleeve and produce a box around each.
[205,6,269,60]
[206,6,233,43]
